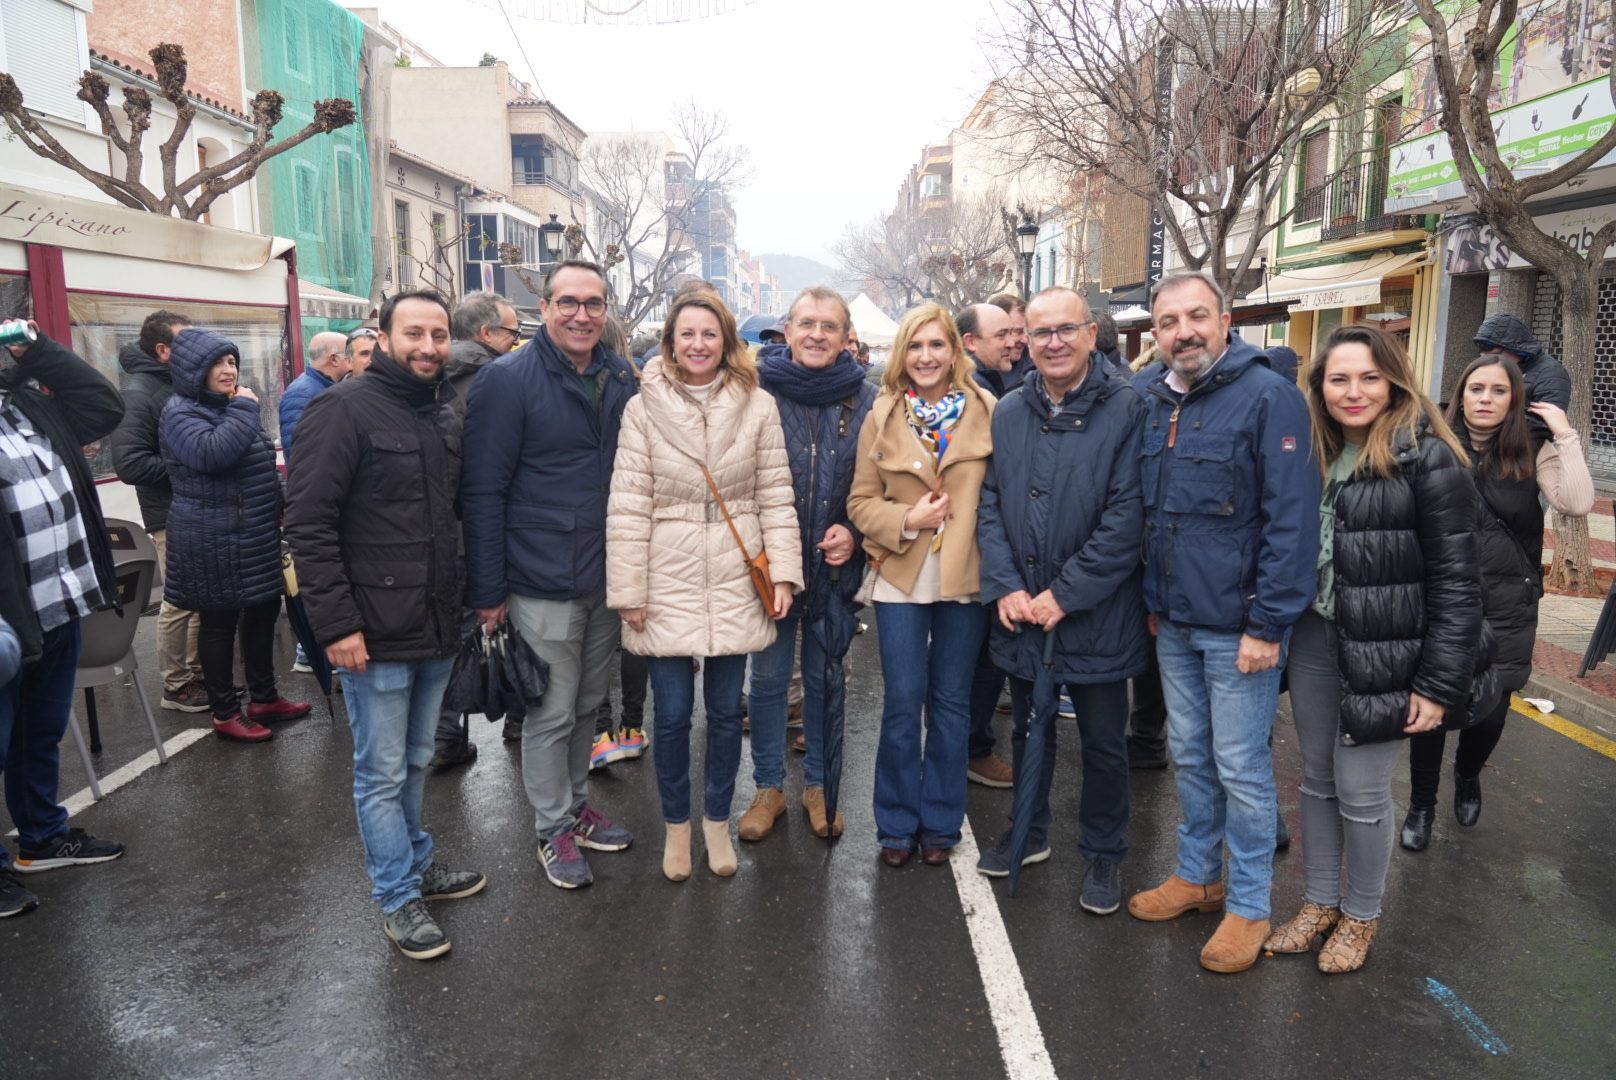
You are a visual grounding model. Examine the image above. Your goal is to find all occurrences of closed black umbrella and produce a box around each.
[281,551,333,711]
[1008,632,1058,897]
[812,565,861,837]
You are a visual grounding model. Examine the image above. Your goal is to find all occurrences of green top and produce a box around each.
[575,368,603,410]
[1313,443,1362,621]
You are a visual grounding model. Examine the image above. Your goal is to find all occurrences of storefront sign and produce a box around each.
[0,183,275,271]
[1444,204,1616,274]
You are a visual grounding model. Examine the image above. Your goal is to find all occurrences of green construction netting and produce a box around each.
[253,0,373,345]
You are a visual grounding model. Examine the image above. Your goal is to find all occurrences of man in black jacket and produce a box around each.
[110,310,206,713]
[285,291,486,961]
[0,327,128,919]
[1473,313,1573,441]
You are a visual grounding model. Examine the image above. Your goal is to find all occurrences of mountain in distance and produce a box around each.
[758,253,860,300]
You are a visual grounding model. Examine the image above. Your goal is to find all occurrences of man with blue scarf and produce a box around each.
[737,286,876,842]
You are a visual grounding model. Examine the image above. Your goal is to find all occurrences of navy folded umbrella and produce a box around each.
[280,551,333,712]
[1008,632,1058,897]
[812,566,861,838]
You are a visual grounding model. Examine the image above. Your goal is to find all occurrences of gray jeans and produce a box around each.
[509,591,620,840]
[1284,611,1402,921]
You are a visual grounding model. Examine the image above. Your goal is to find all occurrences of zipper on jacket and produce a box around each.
[1167,404,1182,449]
[806,416,820,605]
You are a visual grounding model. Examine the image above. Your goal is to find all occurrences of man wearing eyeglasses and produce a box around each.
[430,291,525,768]
[462,259,638,890]
[975,288,1148,918]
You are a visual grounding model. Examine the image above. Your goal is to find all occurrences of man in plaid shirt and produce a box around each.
[0,323,128,919]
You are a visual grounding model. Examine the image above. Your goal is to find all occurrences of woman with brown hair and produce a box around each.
[1267,323,1481,973]
[848,303,996,867]
[606,292,801,882]
[1401,352,1593,850]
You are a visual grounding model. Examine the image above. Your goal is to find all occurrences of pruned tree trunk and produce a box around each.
[1547,270,1602,594]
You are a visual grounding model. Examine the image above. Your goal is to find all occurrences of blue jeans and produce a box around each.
[0,620,81,867]
[1154,618,1288,921]
[872,601,987,850]
[748,609,834,789]
[647,653,747,824]
[339,657,454,913]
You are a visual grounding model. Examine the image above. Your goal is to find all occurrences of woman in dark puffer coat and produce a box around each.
[1266,324,1481,975]
[161,328,307,742]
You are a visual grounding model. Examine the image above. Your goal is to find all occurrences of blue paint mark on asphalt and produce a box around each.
[1426,978,1511,1056]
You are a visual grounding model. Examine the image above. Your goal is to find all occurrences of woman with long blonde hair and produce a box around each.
[1267,323,1481,973]
[606,292,802,882]
[848,303,997,868]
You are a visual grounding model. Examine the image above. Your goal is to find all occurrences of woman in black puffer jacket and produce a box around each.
[161,328,307,743]
[1265,324,1481,975]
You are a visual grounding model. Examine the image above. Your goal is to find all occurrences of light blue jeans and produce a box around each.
[340,657,454,914]
[748,609,832,790]
[1154,618,1288,921]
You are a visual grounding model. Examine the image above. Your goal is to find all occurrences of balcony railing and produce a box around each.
[1316,161,1424,242]
[512,171,581,200]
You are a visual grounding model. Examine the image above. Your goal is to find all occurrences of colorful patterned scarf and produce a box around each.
[903,388,966,551]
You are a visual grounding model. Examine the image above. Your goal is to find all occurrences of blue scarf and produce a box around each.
[758,343,868,406]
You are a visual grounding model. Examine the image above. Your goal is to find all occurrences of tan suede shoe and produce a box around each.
[803,786,845,838]
[738,788,787,841]
[662,822,692,883]
[1264,902,1342,954]
[1318,915,1378,974]
[1127,875,1227,921]
[1200,913,1271,973]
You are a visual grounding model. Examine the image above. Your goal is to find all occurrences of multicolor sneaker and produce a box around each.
[573,805,633,852]
[617,727,647,758]
[420,863,487,901]
[539,832,593,889]
[590,730,626,770]
[160,682,210,713]
[14,828,126,873]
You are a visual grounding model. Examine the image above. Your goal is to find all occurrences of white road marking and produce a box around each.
[6,727,212,836]
[950,818,1060,1080]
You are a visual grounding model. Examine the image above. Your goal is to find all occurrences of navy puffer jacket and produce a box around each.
[159,328,284,612]
[978,363,1150,683]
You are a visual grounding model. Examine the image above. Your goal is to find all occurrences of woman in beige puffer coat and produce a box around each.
[607,291,803,883]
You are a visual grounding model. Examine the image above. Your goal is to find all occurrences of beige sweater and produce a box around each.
[1470,427,1596,516]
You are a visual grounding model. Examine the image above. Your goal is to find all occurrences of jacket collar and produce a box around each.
[1143,335,1264,401]
[868,382,995,474]
[1027,356,1126,429]
[365,347,449,409]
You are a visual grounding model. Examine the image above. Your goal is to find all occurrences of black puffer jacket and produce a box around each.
[284,352,463,661]
[109,342,175,532]
[1331,424,1483,744]
[1463,442,1545,725]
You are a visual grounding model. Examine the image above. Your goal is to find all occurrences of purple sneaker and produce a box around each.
[539,831,593,890]
[574,804,633,852]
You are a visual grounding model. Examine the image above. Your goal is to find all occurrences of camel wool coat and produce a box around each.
[607,359,804,658]
[848,383,996,599]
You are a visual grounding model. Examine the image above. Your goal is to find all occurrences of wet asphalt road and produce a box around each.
[2,613,1613,1079]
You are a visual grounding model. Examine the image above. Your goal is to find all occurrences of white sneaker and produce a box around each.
[291,659,313,673]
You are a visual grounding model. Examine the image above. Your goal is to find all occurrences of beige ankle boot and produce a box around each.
[662,822,692,882]
[703,818,738,877]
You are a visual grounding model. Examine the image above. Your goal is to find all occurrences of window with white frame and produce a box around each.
[0,0,90,124]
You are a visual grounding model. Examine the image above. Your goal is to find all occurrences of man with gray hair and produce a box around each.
[431,290,524,768]
[1126,270,1319,975]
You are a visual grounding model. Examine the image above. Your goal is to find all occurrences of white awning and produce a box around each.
[1245,252,1425,312]
[299,280,372,321]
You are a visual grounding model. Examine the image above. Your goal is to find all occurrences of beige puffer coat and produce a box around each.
[607,359,803,658]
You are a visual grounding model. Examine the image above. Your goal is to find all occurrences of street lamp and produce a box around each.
[1016,211,1039,297]
[539,213,566,270]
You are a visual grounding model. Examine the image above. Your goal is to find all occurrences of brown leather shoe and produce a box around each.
[921,846,951,866]
[802,786,844,838]
[1318,915,1378,974]
[1127,875,1226,921]
[967,754,1014,789]
[737,788,786,841]
[1200,914,1270,973]
[880,847,913,868]
[1265,902,1341,954]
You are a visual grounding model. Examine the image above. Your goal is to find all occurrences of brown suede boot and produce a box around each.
[737,788,787,841]
[803,786,845,838]
[1264,902,1341,954]
[1200,914,1270,973]
[1318,915,1378,974]
[1127,875,1226,921]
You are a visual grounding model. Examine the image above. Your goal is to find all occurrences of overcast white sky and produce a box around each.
[373,0,1002,264]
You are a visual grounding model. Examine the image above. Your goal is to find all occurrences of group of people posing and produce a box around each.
[0,260,1586,978]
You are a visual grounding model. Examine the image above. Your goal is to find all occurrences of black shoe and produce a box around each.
[383,898,450,960]
[1080,857,1122,915]
[429,740,478,769]
[1128,739,1169,771]
[1275,810,1292,852]
[420,864,487,901]
[1454,770,1482,827]
[1400,806,1435,851]
[14,828,125,873]
[0,867,39,917]
[501,718,523,742]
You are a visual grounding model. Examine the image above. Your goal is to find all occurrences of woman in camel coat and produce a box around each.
[848,302,996,868]
[607,291,802,882]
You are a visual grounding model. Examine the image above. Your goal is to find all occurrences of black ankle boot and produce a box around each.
[1454,769,1482,827]
[1400,806,1435,851]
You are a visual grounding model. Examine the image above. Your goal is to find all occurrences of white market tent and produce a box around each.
[847,293,899,346]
